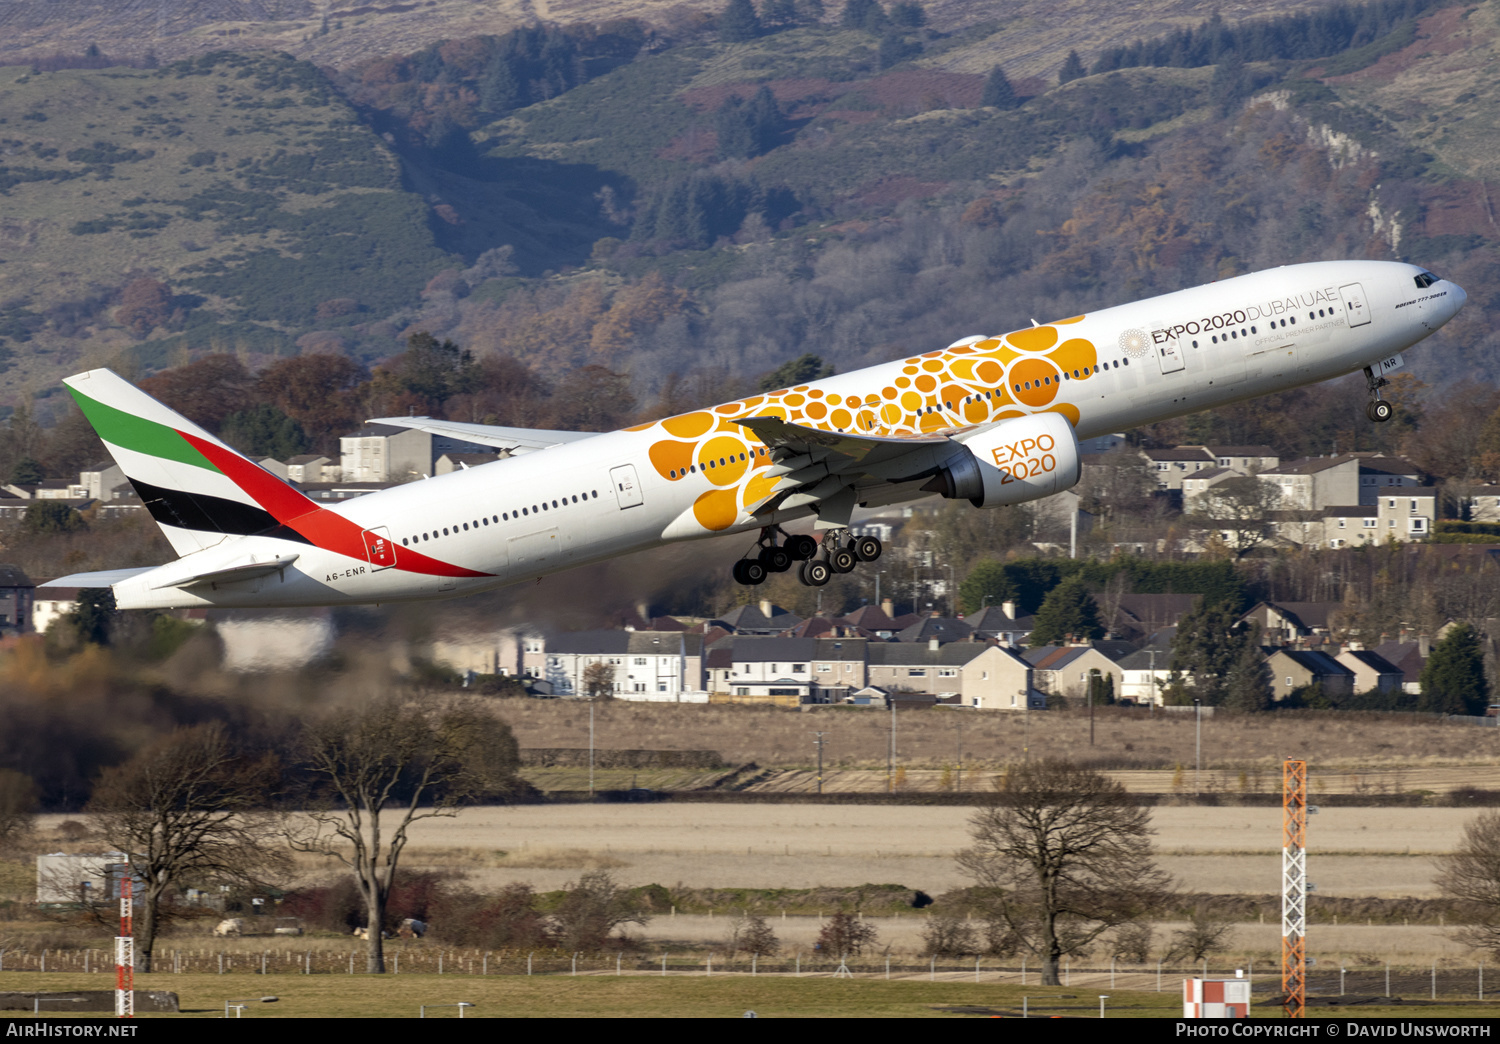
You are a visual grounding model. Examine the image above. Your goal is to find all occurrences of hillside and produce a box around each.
[1,0,1499,431]
[0,0,1322,73]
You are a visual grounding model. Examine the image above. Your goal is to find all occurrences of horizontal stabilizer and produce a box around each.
[40,568,155,590]
[365,417,598,454]
[149,555,301,591]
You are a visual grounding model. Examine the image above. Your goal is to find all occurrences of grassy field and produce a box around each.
[495,700,1500,787]
[5,970,1500,1019]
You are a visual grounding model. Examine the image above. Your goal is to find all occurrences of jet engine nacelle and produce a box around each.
[922,412,1082,508]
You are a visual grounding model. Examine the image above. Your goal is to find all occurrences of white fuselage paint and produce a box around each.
[111,260,1465,610]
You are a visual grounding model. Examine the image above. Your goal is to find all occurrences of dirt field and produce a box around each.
[360,804,1477,899]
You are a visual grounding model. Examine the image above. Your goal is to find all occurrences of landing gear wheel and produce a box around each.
[828,547,858,574]
[852,535,883,562]
[799,559,831,587]
[1368,400,1393,423]
[785,534,818,561]
[732,559,767,585]
[758,545,793,572]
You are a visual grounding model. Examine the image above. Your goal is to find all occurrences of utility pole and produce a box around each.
[954,721,963,792]
[813,731,826,795]
[887,697,896,792]
[1193,698,1202,795]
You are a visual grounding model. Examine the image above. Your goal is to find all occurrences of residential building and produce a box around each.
[1336,648,1404,697]
[1241,602,1345,643]
[1142,447,1217,491]
[1266,648,1355,701]
[541,631,705,701]
[0,564,34,635]
[866,640,1035,709]
[285,455,336,484]
[1257,456,1359,511]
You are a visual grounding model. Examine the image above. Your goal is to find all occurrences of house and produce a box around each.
[435,452,505,475]
[36,853,136,905]
[541,630,705,701]
[1241,602,1345,643]
[0,564,35,635]
[866,640,1034,709]
[1336,648,1405,697]
[1181,466,1237,511]
[1467,487,1500,523]
[965,603,1036,647]
[1356,456,1424,504]
[1024,640,1138,703]
[1142,447,1217,491]
[285,455,336,484]
[1265,649,1355,701]
[339,424,494,483]
[1203,445,1279,475]
[705,601,804,636]
[1257,456,1360,511]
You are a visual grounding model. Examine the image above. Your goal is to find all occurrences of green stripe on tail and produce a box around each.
[68,387,221,473]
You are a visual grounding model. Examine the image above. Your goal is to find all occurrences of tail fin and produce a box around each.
[66,369,320,557]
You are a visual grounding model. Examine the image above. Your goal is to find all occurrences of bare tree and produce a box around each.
[1166,905,1234,962]
[816,911,878,956]
[582,660,616,700]
[1187,475,1282,558]
[289,694,521,973]
[550,869,649,951]
[0,769,36,854]
[1437,809,1500,958]
[958,760,1171,984]
[87,723,285,971]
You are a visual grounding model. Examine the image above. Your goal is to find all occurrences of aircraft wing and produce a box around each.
[732,415,960,521]
[366,417,599,454]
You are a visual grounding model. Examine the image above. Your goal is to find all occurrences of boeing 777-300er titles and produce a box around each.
[43,260,1465,609]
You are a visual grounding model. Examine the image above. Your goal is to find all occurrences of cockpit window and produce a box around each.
[1414,272,1439,289]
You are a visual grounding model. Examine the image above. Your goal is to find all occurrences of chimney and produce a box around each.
[1002,600,1016,620]
[929,637,941,652]
[881,598,894,618]
[1419,633,1430,657]
[760,598,773,619]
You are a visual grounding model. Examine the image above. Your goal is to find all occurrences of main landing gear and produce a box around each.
[1364,365,1393,423]
[730,527,883,587]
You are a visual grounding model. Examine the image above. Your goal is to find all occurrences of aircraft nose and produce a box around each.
[1449,280,1468,315]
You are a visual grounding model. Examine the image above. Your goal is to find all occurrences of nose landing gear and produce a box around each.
[1364,365,1394,423]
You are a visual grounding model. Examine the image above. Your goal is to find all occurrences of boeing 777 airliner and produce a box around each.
[44,259,1465,608]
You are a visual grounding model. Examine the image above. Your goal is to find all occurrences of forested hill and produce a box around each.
[2,0,1500,492]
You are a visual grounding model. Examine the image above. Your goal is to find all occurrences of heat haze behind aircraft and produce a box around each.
[44,259,1465,608]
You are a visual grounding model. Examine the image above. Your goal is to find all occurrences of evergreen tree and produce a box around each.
[759,353,834,391]
[714,87,786,159]
[478,55,521,114]
[958,560,1017,615]
[1221,622,1272,712]
[1027,575,1103,646]
[887,0,924,28]
[841,0,887,32]
[1419,624,1490,716]
[1168,597,1252,706]
[981,65,1020,109]
[719,0,763,43]
[8,456,44,485]
[1058,50,1086,84]
[220,404,310,460]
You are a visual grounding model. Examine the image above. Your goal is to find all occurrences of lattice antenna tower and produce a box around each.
[1281,759,1307,1019]
[115,874,134,1018]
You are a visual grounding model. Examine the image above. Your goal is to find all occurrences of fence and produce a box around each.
[0,947,1496,997]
